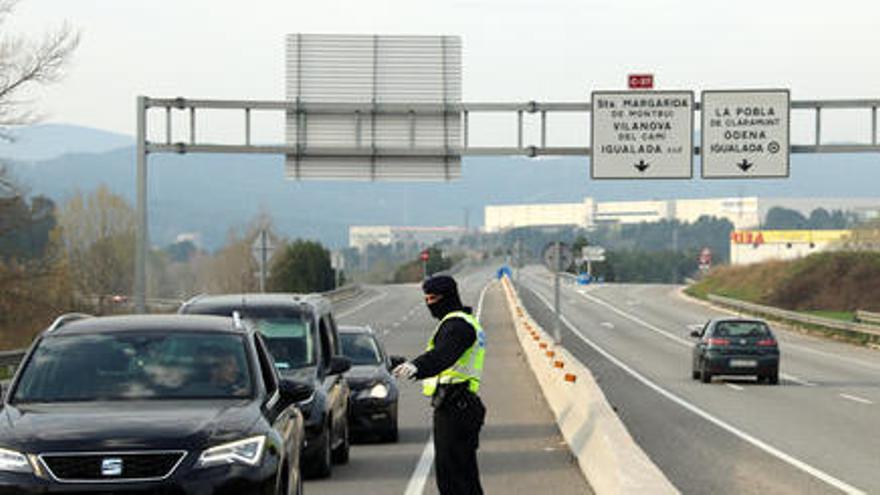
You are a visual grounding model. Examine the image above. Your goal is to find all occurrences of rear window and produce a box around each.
[13,332,253,403]
[185,305,315,369]
[712,321,771,338]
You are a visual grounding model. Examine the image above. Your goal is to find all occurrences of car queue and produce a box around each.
[0,292,403,495]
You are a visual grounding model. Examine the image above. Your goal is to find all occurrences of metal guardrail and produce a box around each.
[855,310,880,325]
[708,295,880,339]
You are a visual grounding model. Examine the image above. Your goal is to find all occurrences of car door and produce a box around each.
[318,314,345,445]
[694,321,710,368]
[254,334,300,475]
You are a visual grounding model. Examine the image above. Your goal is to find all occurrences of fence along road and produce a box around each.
[520,265,878,494]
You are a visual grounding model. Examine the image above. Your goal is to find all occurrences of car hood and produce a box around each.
[345,365,389,388]
[0,400,260,454]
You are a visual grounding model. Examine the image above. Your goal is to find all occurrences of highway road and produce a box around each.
[518,266,880,495]
[312,268,590,495]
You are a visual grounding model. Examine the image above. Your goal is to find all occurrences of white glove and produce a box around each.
[392,361,418,380]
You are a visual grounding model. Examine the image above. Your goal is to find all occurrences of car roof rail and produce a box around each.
[179,293,208,310]
[232,310,244,331]
[47,313,94,332]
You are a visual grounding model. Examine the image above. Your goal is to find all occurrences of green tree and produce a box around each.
[269,240,334,293]
[764,207,808,230]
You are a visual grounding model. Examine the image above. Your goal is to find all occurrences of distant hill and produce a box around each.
[0,123,132,162]
[7,125,880,250]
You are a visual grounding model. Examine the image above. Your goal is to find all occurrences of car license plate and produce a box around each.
[730,359,757,368]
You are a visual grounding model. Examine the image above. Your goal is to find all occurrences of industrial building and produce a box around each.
[349,225,467,250]
[484,196,761,232]
[729,230,852,265]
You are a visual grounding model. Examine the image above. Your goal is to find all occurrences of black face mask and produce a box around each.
[426,293,463,320]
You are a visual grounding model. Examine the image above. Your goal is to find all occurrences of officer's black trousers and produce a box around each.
[432,396,485,495]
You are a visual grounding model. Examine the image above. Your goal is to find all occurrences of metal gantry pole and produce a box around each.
[134,96,149,314]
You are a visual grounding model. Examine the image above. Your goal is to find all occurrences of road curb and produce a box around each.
[500,277,678,495]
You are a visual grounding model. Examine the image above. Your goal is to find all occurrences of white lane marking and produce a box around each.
[726,383,745,391]
[600,322,615,329]
[527,287,866,495]
[404,280,493,495]
[337,290,388,318]
[839,394,874,405]
[393,322,401,329]
[578,290,816,387]
[403,438,435,495]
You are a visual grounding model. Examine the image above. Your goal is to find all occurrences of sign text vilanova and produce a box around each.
[701,90,790,178]
[591,91,694,179]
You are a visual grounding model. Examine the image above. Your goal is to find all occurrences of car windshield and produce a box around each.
[340,333,382,366]
[12,332,253,403]
[713,321,771,338]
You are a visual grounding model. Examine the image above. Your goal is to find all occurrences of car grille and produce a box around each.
[40,451,186,482]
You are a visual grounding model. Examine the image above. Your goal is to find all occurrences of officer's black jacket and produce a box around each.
[412,306,477,380]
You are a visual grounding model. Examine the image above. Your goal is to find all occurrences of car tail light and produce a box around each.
[757,338,777,347]
[708,338,730,346]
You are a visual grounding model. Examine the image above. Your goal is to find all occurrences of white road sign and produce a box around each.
[591,91,694,179]
[701,90,790,179]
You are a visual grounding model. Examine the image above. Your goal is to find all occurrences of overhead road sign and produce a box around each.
[285,34,462,181]
[701,90,790,179]
[591,90,694,179]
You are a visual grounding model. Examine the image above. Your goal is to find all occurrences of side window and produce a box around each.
[254,335,279,396]
[319,317,332,371]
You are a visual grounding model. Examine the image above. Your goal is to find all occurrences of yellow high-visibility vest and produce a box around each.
[422,311,485,397]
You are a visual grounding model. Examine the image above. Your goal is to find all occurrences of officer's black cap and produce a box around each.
[422,275,458,296]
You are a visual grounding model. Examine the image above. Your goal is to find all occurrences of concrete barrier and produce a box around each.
[499,277,677,495]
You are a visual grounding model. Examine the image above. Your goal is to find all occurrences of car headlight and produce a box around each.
[0,447,32,473]
[357,383,388,400]
[196,436,266,468]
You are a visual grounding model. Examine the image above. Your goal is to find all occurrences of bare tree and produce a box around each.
[0,0,79,138]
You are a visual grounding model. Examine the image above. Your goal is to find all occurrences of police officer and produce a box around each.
[393,275,486,495]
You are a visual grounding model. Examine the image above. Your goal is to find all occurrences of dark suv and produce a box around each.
[0,313,310,495]
[180,293,352,478]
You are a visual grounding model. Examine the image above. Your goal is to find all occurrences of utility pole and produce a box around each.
[553,240,562,345]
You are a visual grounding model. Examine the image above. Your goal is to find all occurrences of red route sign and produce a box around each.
[420,250,430,261]
[628,74,654,90]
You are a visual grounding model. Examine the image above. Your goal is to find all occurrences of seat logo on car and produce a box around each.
[101,458,123,477]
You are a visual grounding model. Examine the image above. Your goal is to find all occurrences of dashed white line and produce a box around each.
[337,290,388,318]
[726,383,745,391]
[600,322,615,329]
[526,287,866,495]
[578,290,816,387]
[392,322,401,329]
[839,394,874,405]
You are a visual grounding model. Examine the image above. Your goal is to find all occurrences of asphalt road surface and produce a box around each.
[518,266,879,495]
[312,267,591,495]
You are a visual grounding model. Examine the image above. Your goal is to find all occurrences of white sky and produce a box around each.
[9,0,880,144]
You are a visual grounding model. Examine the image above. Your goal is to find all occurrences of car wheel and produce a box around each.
[307,428,332,478]
[767,368,779,385]
[700,361,712,384]
[383,423,399,443]
[691,369,700,380]
[332,420,350,465]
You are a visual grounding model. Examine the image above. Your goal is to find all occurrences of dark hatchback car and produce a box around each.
[180,294,351,478]
[338,326,403,442]
[0,313,311,495]
[691,317,781,384]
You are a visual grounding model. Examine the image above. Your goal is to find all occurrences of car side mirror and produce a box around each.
[389,355,406,370]
[689,331,701,338]
[278,379,314,404]
[328,356,352,376]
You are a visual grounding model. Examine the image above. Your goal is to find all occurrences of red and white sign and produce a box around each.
[628,74,654,90]
[420,250,430,262]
